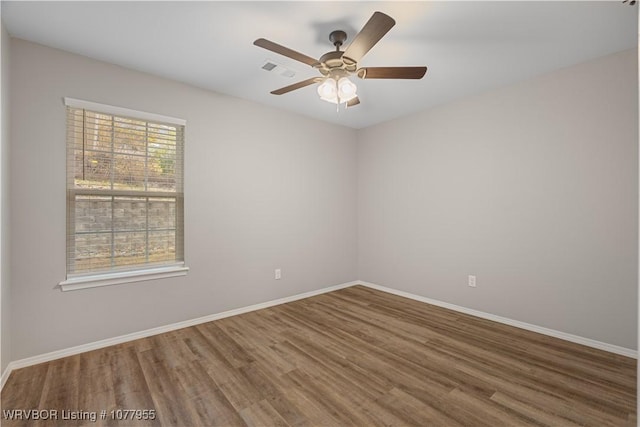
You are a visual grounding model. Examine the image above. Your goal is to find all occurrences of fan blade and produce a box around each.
[347,97,360,107]
[342,12,396,64]
[270,77,322,95]
[254,38,318,67]
[357,66,427,79]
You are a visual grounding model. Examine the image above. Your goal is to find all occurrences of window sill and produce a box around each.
[59,264,189,292]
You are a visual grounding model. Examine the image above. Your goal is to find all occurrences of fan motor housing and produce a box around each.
[317,51,358,76]
[314,30,359,76]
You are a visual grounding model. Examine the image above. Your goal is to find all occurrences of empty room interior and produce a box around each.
[0,1,638,426]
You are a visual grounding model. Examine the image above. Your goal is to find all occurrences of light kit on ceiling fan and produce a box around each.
[254,11,427,109]
[317,77,358,109]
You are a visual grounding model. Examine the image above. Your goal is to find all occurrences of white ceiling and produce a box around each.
[2,1,637,129]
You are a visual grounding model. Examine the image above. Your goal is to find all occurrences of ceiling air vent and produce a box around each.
[261,60,296,78]
[262,62,277,71]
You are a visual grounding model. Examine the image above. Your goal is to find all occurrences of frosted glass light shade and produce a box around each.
[337,77,357,101]
[317,79,337,100]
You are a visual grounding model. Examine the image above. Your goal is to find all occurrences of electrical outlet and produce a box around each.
[468,275,476,287]
[275,269,281,280]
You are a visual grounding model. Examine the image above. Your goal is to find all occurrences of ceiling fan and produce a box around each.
[253,11,427,108]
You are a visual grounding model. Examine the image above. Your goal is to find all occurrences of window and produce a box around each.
[60,98,187,291]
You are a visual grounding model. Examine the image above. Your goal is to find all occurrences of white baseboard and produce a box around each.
[0,280,358,390]
[0,364,10,390]
[358,281,638,359]
[2,278,635,391]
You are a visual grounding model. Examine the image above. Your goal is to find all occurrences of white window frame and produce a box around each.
[59,98,188,291]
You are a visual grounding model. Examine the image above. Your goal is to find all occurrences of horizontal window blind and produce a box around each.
[66,103,184,277]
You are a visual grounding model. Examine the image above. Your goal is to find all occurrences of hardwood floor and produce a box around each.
[1,285,636,426]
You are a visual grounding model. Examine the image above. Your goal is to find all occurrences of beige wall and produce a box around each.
[9,39,358,360]
[1,19,11,373]
[358,49,638,349]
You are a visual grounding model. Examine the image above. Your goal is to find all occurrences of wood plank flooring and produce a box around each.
[1,285,636,426]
